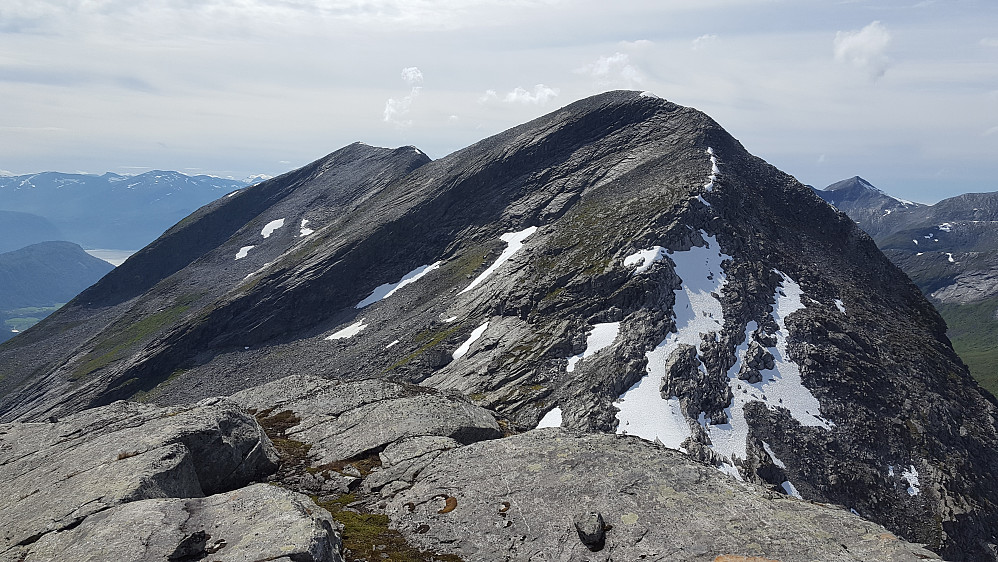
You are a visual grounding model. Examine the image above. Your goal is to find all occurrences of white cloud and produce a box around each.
[504,84,559,104]
[984,125,998,137]
[401,66,423,85]
[478,89,498,103]
[618,39,653,49]
[981,38,998,47]
[384,66,423,127]
[834,21,892,79]
[692,34,718,50]
[578,52,644,88]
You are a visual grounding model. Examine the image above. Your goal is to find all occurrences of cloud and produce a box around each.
[578,52,644,88]
[984,125,998,137]
[691,34,718,50]
[618,39,653,49]
[503,84,559,104]
[834,21,892,79]
[401,66,423,85]
[383,66,423,127]
[981,38,998,47]
[478,89,498,103]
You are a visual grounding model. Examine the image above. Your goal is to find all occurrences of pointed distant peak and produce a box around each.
[825,176,883,194]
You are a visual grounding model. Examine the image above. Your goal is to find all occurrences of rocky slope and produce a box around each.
[1,91,997,559]
[817,178,998,394]
[0,373,941,561]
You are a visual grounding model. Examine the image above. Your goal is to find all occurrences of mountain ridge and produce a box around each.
[1,91,996,559]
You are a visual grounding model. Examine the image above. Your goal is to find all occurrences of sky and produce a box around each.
[0,0,996,203]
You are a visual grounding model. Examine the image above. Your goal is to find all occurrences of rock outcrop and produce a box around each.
[386,429,941,561]
[0,372,950,561]
[0,396,342,561]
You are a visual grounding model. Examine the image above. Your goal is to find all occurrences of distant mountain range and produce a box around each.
[0,170,254,250]
[0,241,114,343]
[816,176,998,394]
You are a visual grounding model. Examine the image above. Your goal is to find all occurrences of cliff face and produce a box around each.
[0,91,996,559]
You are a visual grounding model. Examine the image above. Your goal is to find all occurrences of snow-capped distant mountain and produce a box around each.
[0,170,249,250]
[814,176,924,236]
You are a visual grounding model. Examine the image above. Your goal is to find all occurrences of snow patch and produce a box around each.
[703,147,719,192]
[325,319,367,340]
[639,91,660,98]
[226,189,241,198]
[460,227,537,294]
[444,316,458,323]
[938,223,952,232]
[946,252,955,263]
[834,299,846,314]
[781,481,803,499]
[453,321,489,360]
[356,262,442,308]
[762,441,787,469]
[565,322,620,372]
[902,465,920,496]
[261,218,285,238]
[700,271,832,477]
[623,246,667,274]
[537,407,563,428]
[615,232,729,450]
[299,219,314,237]
[235,246,255,260]
[386,339,400,349]
[912,239,918,245]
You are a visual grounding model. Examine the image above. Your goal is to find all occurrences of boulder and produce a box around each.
[0,397,278,554]
[386,429,940,561]
[230,374,501,464]
[7,484,341,562]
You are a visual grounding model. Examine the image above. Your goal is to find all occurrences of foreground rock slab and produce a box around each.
[6,484,341,562]
[387,429,940,562]
[0,397,279,556]
[230,374,502,464]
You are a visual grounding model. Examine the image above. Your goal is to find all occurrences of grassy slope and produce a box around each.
[936,296,998,397]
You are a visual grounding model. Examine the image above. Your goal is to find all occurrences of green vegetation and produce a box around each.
[70,293,202,380]
[312,495,463,562]
[1,304,65,334]
[385,324,461,373]
[936,296,998,397]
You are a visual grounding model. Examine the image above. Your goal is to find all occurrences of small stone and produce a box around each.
[573,511,606,551]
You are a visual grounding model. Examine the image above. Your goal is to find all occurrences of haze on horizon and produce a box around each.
[1,0,996,204]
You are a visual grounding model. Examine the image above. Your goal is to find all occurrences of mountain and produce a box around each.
[0,170,249,250]
[1,91,997,559]
[818,179,998,395]
[0,210,64,253]
[0,241,114,343]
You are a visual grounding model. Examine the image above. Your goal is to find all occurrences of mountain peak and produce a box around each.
[1,93,997,559]
[825,175,882,193]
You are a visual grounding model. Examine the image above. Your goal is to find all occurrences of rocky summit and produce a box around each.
[1,91,997,561]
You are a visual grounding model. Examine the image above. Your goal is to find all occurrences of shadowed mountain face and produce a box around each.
[0,211,65,254]
[1,92,997,560]
[818,178,998,395]
[0,241,114,343]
